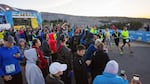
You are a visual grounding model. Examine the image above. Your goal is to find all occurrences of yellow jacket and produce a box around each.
[122,30,129,39]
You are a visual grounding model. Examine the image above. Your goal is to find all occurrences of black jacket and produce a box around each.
[57,45,72,70]
[70,35,80,53]
[46,75,64,84]
[42,40,51,56]
[90,50,110,81]
[73,53,88,84]
[56,45,73,84]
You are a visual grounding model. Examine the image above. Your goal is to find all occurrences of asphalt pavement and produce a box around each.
[108,41,150,84]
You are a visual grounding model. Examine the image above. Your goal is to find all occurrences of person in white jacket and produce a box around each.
[24,48,45,84]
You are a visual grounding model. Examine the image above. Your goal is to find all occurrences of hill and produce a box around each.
[41,12,150,26]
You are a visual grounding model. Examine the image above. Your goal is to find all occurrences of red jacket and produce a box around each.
[32,46,48,69]
[48,33,57,53]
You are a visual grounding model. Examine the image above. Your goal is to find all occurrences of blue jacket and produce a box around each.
[0,46,23,76]
[84,44,97,61]
[93,72,128,84]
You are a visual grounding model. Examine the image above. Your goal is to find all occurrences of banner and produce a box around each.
[31,18,38,28]
[5,11,14,26]
[36,13,42,25]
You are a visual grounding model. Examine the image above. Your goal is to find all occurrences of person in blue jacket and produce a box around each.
[0,35,23,84]
[93,60,128,84]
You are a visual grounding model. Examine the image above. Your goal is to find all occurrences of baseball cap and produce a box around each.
[4,35,15,43]
[49,62,67,74]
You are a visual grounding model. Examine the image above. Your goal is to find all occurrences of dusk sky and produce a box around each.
[1,0,150,18]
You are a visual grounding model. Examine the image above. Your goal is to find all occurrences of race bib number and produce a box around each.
[5,64,16,74]
[126,39,129,42]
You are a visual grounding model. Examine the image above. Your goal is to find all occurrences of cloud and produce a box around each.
[1,0,73,10]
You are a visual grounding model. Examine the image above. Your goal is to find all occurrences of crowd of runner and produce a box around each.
[0,23,142,84]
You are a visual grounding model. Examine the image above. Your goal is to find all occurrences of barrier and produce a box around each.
[128,31,150,43]
[141,32,150,43]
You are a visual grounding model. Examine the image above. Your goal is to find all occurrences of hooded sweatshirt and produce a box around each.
[48,33,57,53]
[93,60,128,84]
[24,48,45,84]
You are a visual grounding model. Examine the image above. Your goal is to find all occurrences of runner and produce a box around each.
[120,26,133,55]
[112,28,121,53]
[104,28,112,51]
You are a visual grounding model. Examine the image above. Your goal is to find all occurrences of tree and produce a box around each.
[112,21,143,30]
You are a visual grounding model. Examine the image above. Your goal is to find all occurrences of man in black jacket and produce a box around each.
[90,43,110,81]
[56,34,72,84]
[73,44,88,84]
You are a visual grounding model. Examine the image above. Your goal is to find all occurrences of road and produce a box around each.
[108,41,150,84]
[0,41,150,84]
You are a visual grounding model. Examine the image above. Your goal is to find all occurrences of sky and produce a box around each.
[1,0,150,18]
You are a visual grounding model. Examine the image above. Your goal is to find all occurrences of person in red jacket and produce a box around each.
[32,38,48,79]
[48,33,57,61]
